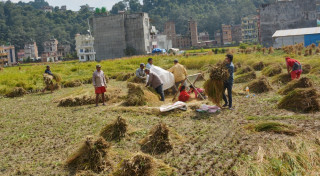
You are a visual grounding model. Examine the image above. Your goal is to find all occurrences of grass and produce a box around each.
[246,115,309,120]
[246,122,298,135]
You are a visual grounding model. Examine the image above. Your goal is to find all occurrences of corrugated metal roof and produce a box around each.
[272,27,320,38]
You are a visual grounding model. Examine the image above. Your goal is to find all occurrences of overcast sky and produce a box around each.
[8,0,126,11]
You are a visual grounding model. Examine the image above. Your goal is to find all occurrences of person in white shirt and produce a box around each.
[92,64,107,106]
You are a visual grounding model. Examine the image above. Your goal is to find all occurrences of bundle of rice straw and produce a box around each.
[204,62,230,107]
[113,153,154,176]
[6,87,27,98]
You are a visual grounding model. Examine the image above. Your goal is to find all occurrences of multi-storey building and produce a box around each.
[0,46,8,66]
[198,32,210,42]
[215,30,222,46]
[3,45,16,65]
[24,42,38,60]
[232,25,242,44]
[222,24,232,45]
[241,15,260,44]
[164,21,177,48]
[42,39,59,62]
[75,34,96,62]
[188,18,198,46]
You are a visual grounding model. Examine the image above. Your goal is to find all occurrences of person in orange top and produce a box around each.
[285,57,302,80]
[178,85,190,102]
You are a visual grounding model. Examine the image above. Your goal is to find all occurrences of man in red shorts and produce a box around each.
[285,57,302,80]
[92,64,107,106]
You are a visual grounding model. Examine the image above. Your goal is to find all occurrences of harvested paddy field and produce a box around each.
[1,52,320,175]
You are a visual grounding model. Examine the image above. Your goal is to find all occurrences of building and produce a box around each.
[156,35,172,50]
[241,15,260,44]
[75,34,96,62]
[3,45,16,65]
[57,44,71,57]
[175,35,191,49]
[164,21,177,47]
[24,42,38,60]
[215,30,222,46]
[91,13,151,60]
[0,46,8,66]
[189,18,198,47]
[259,0,317,47]
[232,25,242,44]
[42,39,59,62]
[60,5,67,11]
[42,6,53,13]
[198,32,210,42]
[17,49,25,62]
[222,24,232,45]
[272,27,320,48]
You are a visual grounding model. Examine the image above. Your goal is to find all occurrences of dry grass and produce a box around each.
[139,123,173,155]
[271,73,292,85]
[125,83,159,106]
[262,64,282,77]
[278,77,313,95]
[66,136,112,173]
[278,88,320,113]
[252,61,265,71]
[245,76,272,94]
[247,122,298,136]
[113,153,154,176]
[5,87,27,98]
[99,116,128,141]
[234,71,257,83]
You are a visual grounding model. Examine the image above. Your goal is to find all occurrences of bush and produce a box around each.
[239,43,248,49]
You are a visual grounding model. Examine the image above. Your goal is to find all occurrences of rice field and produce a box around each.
[0,49,320,175]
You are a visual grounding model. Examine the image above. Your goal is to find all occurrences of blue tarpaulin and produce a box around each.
[304,34,320,47]
[152,48,166,53]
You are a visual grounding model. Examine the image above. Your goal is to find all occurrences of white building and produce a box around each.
[75,34,96,62]
[156,35,172,51]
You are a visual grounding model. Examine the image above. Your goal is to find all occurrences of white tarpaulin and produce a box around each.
[150,66,175,90]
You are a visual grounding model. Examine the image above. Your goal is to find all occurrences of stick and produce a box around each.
[186,78,205,100]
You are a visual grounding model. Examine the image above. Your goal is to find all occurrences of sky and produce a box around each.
[8,0,125,11]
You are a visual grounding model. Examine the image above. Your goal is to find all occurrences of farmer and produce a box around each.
[222,54,234,110]
[168,59,188,94]
[285,57,302,80]
[145,68,165,101]
[136,63,146,81]
[45,65,53,76]
[92,64,107,107]
[146,58,154,69]
[178,85,190,102]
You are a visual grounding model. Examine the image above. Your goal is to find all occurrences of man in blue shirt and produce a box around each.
[222,54,234,110]
[45,65,53,76]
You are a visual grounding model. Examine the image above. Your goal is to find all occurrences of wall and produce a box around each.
[92,15,126,60]
[304,34,320,46]
[273,35,304,48]
[260,0,317,47]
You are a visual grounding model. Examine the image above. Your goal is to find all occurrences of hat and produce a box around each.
[140,63,145,67]
[96,64,102,68]
[174,59,178,63]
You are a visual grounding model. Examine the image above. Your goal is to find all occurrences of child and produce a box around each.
[178,85,190,102]
[188,85,206,99]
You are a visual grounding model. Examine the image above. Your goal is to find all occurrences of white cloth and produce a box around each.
[150,66,175,90]
[160,101,187,112]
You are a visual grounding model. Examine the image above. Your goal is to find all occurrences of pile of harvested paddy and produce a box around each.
[252,61,265,71]
[278,88,320,113]
[43,74,61,91]
[204,63,229,106]
[140,123,173,154]
[5,87,27,98]
[58,88,122,107]
[100,117,128,141]
[271,73,292,85]
[127,76,146,84]
[66,136,112,173]
[234,71,257,83]
[278,77,313,95]
[247,122,298,136]
[236,65,253,74]
[302,64,311,74]
[125,83,159,106]
[262,64,282,77]
[116,73,135,81]
[63,80,83,88]
[113,153,154,176]
[234,62,242,72]
[245,76,272,94]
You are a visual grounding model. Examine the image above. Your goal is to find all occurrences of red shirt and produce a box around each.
[178,90,190,102]
[286,58,300,68]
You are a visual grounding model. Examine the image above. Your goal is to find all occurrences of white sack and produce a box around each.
[150,66,175,90]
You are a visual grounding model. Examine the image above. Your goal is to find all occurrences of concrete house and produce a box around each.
[75,34,96,62]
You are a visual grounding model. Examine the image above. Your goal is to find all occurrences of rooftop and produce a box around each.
[272,27,320,37]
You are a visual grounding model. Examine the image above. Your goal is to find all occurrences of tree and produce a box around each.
[110,1,126,14]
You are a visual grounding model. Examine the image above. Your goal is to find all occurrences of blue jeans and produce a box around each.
[155,85,165,101]
[222,82,233,108]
